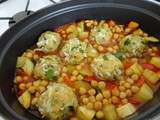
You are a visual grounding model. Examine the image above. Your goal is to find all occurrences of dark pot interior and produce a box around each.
[0,0,160,120]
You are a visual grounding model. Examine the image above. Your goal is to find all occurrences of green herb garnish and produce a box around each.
[46,68,56,80]
[114,51,124,60]
[103,55,109,60]
[124,39,130,45]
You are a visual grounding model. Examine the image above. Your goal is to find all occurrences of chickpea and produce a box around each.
[131,86,139,93]
[26,52,33,58]
[113,33,119,39]
[70,117,79,120]
[119,86,126,92]
[87,57,92,63]
[62,67,68,72]
[107,47,113,52]
[125,69,132,76]
[111,88,120,96]
[119,92,127,99]
[102,90,111,98]
[76,65,82,70]
[88,89,96,96]
[23,76,28,81]
[33,80,40,87]
[39,86,46,93]
[121,98,128,104]
[62,73,67,77]
[119,80,125,85]
[111,96,119,104]
[91,80,98,87]
[28,86,36,94]
[33,54,39,60]
[16,76,22,83]
[77,75,83,81]
[41,80,48,86]
[58,77,64,83]
[98,46,104,52]
[35,92,40,97]
[82,98,89,104]
[152,46,158,51]
[98,81,106,90]
[108,98,112,104]
[96,93,103,101]
[70,76,76,81]
[131,58,138,63]
[72,70,79,76]
[84,39,89,43]
[26,82,32,88]
[127,78,134,85]
[124,28,131,34]
[126,89,132,97]
[31,97,38,105]
[151,53,156,56]
[102,99,108,105]
[131,74,139,81]
[124,82,131,89]
[80,95,87,100]
[89,96,96,103]
[79,87,87,95]
[19,83,26,90]
[96,111,104,119]
[93,44,98,49]
[115,26,122,33]
[87,102,94,109]
[94,101,102,111]
[113,45,119,50]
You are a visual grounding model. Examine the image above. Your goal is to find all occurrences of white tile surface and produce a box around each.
[0,0,55,36]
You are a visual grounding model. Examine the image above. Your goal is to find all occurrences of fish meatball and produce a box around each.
[120,35,146,57]
[34,55,61,80]
[37,31,61,52]
[91,54,123,80]
[90,21,112,45]
[37,83,78,120]
[61,38,87,64]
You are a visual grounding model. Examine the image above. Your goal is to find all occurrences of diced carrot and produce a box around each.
[84,76,98,82]
[135,76,145,87]
[63,74,73,86]
[123,60,134,69]
[128,21,139,29]
[34,50,45,57]
[141,63,159,72]
[108,20,116,27]
[128,97,142,105]
[106,80,118,90]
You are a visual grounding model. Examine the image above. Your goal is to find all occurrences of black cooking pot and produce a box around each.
[0,0,160,120]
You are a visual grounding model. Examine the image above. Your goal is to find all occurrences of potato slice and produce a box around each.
[143,69,159,84]
[150,57,160,68]
[77,106,95,120]
[135,83,153,102]
[18,91,31,109]
[117,103,136,118]
[103,104,118,120]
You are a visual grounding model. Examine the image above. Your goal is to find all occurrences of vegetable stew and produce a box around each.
[14,20,160,120]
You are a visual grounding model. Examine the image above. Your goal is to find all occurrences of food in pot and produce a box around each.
[91,53,123,80]
[36,31,61,52]
[37,83,78,120]
[14,20,160,120]
[34,55,61,80]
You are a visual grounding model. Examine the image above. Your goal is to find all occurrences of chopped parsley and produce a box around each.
[71,46,78,51]
[124,38,130,45]
[103,55,109,60]
[46,68,56,80]
[113,51,125,60]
